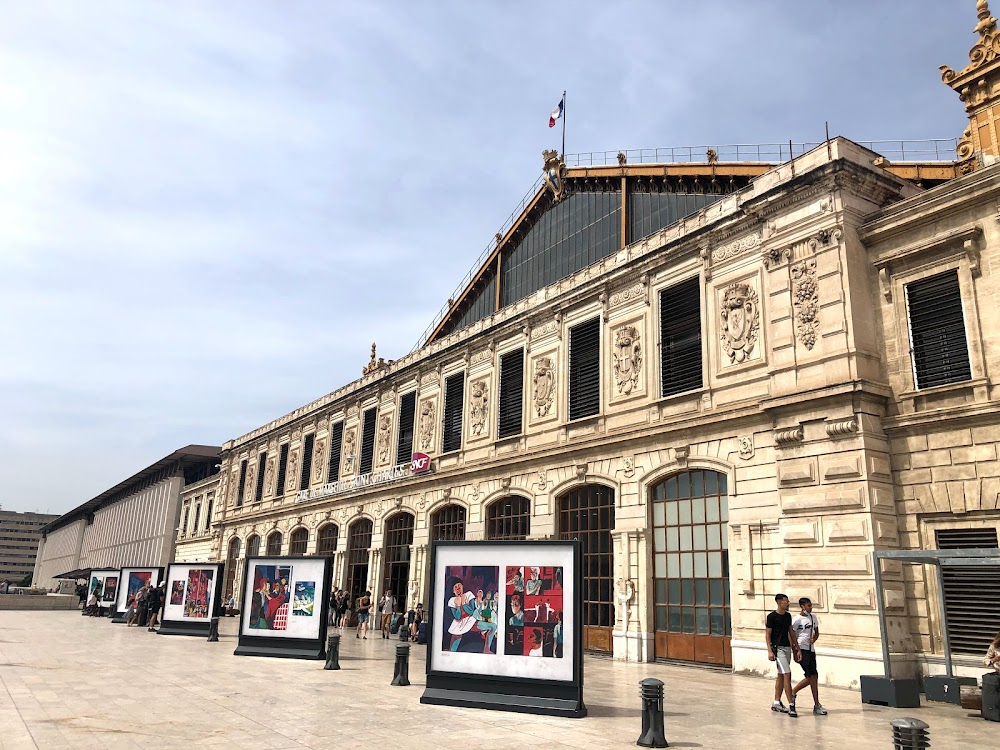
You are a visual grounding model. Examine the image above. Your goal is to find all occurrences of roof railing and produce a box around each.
[412,138,959,351]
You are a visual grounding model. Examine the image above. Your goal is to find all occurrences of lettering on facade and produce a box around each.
[296,454,432,503]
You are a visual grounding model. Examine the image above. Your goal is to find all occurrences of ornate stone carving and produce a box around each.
[542,149,566,202]
[609,282,645,307]
[376,414,392,464]
[468,484,481,504]
[738,435,755,459]
[342,427,357,473]
[537,471,547,491]
[245,463,256,499]
[940,2,999,88]
[623,456,635,478]
[762,245,792,269]
[674,445,690,464]
[264,457,275,496]
[469,380,488,436]
[533,357,555,417]
[418,400,435,450]
[711,232,761,263]
[287,449,298,490]
[791,259,819,350]
[531,319,559,339]
[616,578,635,633]
[720,282,760,364]
[471,347,493,365]
[612,325,642,395]
[774,426,804,446]
[826,417,858,437]
[313,439,325,481]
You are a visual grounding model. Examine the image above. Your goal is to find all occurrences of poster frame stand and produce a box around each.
[158,562,226,637]
[233,555,332,660]
[419,539,586,718]
[110,566,165,622]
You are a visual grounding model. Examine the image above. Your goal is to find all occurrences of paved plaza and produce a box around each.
[0,611,994,749]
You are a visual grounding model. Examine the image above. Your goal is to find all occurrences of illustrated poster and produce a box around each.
[239,557,327,640]
[162,563,222,623]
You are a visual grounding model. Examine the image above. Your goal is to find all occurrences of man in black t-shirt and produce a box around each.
[765,593,801,716]
[146,583,164,632]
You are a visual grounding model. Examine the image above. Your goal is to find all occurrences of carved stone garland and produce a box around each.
[469,380,488,436]
[791,259,819,350]
[612,325,642,395]
[720,282,760,364]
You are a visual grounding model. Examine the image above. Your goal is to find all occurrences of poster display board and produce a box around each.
[111,567,165,622]
[420,540,585,718]
[158,562,225,637]
[233,556,332,660]
[88,569,120,615]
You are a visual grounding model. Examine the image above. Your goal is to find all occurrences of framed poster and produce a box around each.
[421,540,585,718]
[233,556,332,660]
[87,569,120,616]
[158,562,225,637]
[111,566,165,622]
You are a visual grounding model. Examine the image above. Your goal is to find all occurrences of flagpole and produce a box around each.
[561,90,567,162]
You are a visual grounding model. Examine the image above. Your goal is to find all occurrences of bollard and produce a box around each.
[207,617,220,642]
[324,633,341,670]
[891,718,929,750]
[391,643,411,686]
[399,619,410,642]
[637,678,668,748]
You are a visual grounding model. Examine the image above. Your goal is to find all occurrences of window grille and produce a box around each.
[328,421,344,483]
[289,528,308,556]
[299,434,315,490]
[936,527,1000,655]
[485,496,530,540]
[498,348,525,439]
[254,451,266,502]
[266,532,282,556]
[396,391,416,464]
[569,318,600,420]
[442,372,465,453]
[317,524,338,554]
[906,271,972,389]
[660,277,703,397]
[236,459,248,507]
[431,505,467,542]
[359,408,377,475]
[275,444,290,497]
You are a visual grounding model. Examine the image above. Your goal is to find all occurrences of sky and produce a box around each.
[0,1,976,515]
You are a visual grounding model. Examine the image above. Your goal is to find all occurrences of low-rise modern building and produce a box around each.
[33,445,220,589]
[0,509,58,584]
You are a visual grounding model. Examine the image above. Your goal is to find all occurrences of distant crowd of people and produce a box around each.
[327,588,425,643]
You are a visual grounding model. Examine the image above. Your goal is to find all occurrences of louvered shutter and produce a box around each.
[359,408,377,474]
[275,443,289,497]
[396,391,416,464]
[327,421,344,482]
[299,433,314,490]
[936,527,1000,655]
[254,451,266,502]
[660,277,703,397]
[236,459,248,507]
[442,372,465,453]
[569,318,601,420]
[498,348,525,439]
[906,271,972,389]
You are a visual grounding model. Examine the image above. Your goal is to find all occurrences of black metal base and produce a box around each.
[924,675,977,705]
[421,674,585,718]
[157,620,211,637]
[234,635,326,660]
[860,675,921,708]
[110,611,126,623]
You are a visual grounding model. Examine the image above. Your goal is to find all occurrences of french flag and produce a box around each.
[548,96,564,128]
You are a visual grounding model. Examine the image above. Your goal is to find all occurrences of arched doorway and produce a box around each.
[382,513,414,607]
[289,528,308,556]
[225,537,240,599]
[650,469,731,665]
[485,496,530,540]
[431,505,467,541]
[347,519,373,598]
[266,531,282,556]
[557,484,615,653]
[317,524,338,555]
[246,534,260,558]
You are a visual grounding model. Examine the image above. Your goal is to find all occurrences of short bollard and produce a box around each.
[391,643,411,686]
[324,634,341,670]
[207,617,220,642]
[891,718,930,750]
[637,678,668,748]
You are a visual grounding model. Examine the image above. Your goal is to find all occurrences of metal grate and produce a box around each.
[327,421,344,483]
[289,528,308,556]
[266,531,282,556]
[442,372,465,453]
[359,408,377,475]
[254,451,266,502]
[498,348,525,439]
[486,496,530,540]
[317,524,338,555]
[936,527,1000,655]
[275,443,290,498]
[396,391,416,464]
[431,504,467,542]
[660,277,703,397]
[299,434,315,491]
[906,271,972,389]
[569,317,601,420]
[558,485,615,628]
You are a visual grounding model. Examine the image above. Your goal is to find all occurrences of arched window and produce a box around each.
[486,496,530,540]
[289,528,308,556]
[266,531,282,556]
[382,513,414,605]
[347,519,373,597]
[558,484,615,653]
[430,505,466,542]
[246,534,260,558]
[317,524,339,555]
[225,537,241,598]
[650,469,731,665]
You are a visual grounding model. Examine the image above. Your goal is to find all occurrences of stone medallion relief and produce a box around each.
[612,324,642,395]
[532,356,555,417]
[719,281,760,365]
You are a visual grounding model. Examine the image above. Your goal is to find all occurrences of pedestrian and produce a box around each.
[985,631,1000,672]
[379,590,395,639]
[136,583,150,626]
[766,592,801,716]
[76,582,87,609]
[791,597,827,715]
[356,590,371,639]
[147,582,164,631]
[125,592,138,626]
[340,591,352,629]
[408,602,424,642]
[86,589,99,616]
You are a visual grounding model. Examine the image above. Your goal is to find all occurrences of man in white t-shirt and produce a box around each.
[791,597,827,716]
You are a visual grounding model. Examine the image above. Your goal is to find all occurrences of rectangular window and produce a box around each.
[498,348,525,439]
[299,433,315,490]
[936,527,1000,655]
[328,421,344,482]
[192,504,201,532]
[181,503,190,535]
[906,270,972,389]
[396,391,416,464]
[359,408,377,475]
[254,451,266,502]
[275,443,290,497]
[660,277,703,397]
[205,495,214,530]
[442,372,465,453]
[568,317,600,420]
[236,459,248,507]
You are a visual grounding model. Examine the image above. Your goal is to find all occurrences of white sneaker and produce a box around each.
[771,701,788,713]
[813,704,828,715]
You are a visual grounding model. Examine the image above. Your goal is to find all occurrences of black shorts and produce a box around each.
[799,650,818,677]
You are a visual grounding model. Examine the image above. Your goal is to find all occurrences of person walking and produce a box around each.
[766,593,801,716]
[791,597,827,716]
[408,603,424,642]
[379,590,395,639]
[147,582,164,631]
[356,590,371,639]
[76,582,87,609]
[136,584,150,627]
